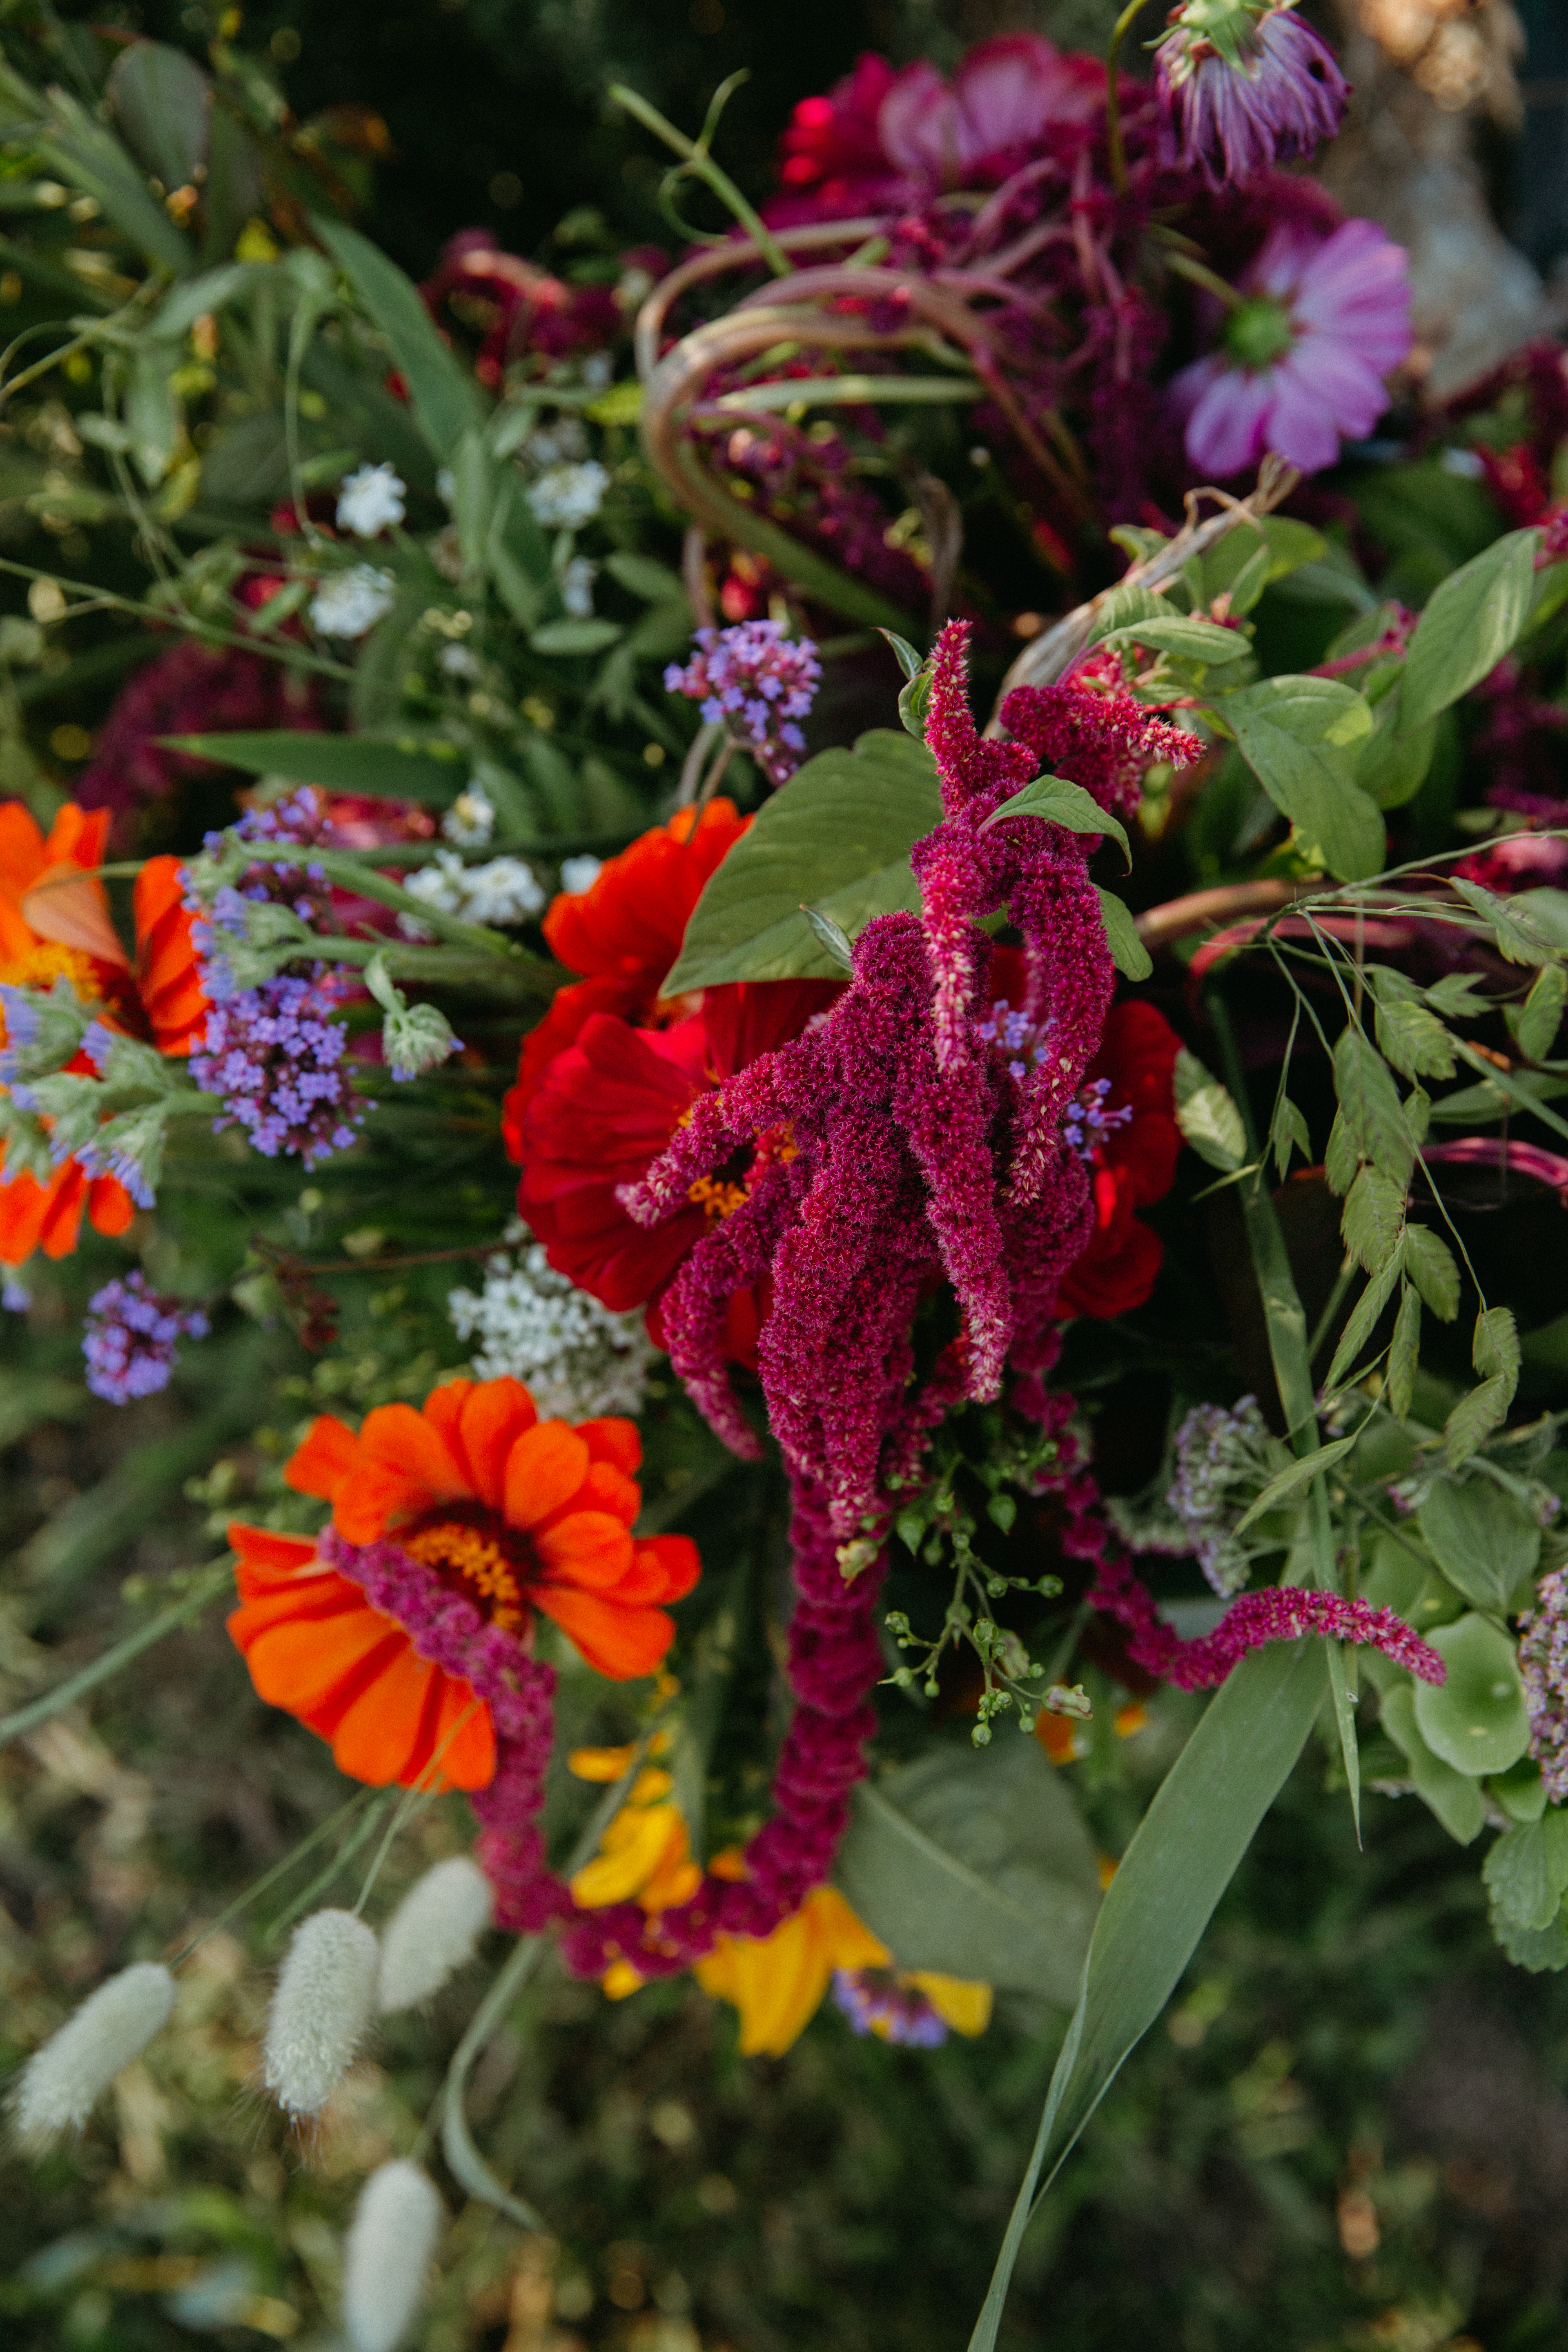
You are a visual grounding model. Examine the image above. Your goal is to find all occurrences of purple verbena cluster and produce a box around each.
[1519,1569,1568,1804]
[1063,1075,1134,1162]
[189,973,368,1167]
[192,786,334,1001]
[831,1968,949,2047]
[82,1273,209,1405]
[665,620,822,787]
[1154,1,1349,192]
[975,999,1044,1083]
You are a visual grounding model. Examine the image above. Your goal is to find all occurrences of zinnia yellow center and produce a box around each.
[403,1515,527,1630]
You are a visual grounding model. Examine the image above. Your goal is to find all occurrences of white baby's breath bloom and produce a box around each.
[526,460,609,529]
[522,415,588,470]
[343,2159,445,2352]
[561,556,598,619]
[559,854,603,896]
[443,782,497,847]
[336,463,407,537]
[13,1962,176,2149]
[448,1227,656,1419]
[310,565,397,639]
[438,641,481,682]
[399,851,543,937]
[263,1909,378,2118]
[377,1855,494,2013]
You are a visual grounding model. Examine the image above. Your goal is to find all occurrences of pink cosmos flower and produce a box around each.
[1169,217,1412,477]
[771,34,1103,225]
[1154,1,1349,190]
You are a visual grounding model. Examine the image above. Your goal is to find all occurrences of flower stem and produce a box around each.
[1105,0,1160,197]
[1162,248,1245,310]
[610,78,792,279]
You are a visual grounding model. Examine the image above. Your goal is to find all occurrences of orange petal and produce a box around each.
[532,1511,634,1590]
[333,1462,439,1544]
[227,1577,368,1642]
[457,1379,539,1511]
[0,800,45,899]
[238,1602,401,1715]
[420,1379,474,1459]
[533,1585,674,1679]
[285,1414,361,1500]
[0,1165,58,1267]
[45,804,110,873]
[503,1421,590,1531]
[20,867,129,968]
[636,1535,700,1603]
[576,1461,641,1526]
[85,1174,135,1241]
[38,1163,89,1258]
[577,1418,642,1475]
[359,1402,468,1501]
[330,1643,439,1785]
[227,1521,322,1594]
[428,1673,497,1791]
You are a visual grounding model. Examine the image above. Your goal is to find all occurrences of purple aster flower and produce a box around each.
[189,972,369,1167]
[665,621,822,787]
[1519,1570,1568,1805]
[1154,1,1349,190]
[831,1967,949,2048]
[1168,217,1413,478]
[83,1273,209,1404]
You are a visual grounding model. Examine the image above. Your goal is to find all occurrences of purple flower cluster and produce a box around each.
[1063,1075,1133,1162]
[976,999,1044,1083]
[1154,1,1348,192]
[192,787,333,1000]
[831,1967,949,2047]
[665,620,822,787]
[1519,1570,1568,1804]
[189,973,367,1167]
[82,1273,209,1405]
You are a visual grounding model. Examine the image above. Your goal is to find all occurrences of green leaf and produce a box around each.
[20,76,194,275]
[1475,1303,1521,1385]
[665,730,941,991]
[127,348,178,488]
[1325,1247,1405,1389]
[314,215,487,461]
[158,730,466,806]
[1374,996,1456,1082]
[1094,887,1153,982]
[105,38,211,192]
[1270,1092,1311,1180]
[801,904,855,972]
[1403,1224,1460,1321]
[1379,1682,1486,1845]
[1385,1282,1421,1420]
[1510,962,1568,1063]
[1086,584,1178,643]
[1174,1078,1246,1174]
[1426,971,1495,1019]
[530,618,622,656]
[1443,1375,1516,1469]
[1233,1432,1358,1535]
[1356,682,1435,809]
[1414,1613,1530,1777]
[1418,1476,1540,1615]
[1333,1025,1416,1187]
[967,1642,1327,2352]
[1216,676,1381,882]
[834,1740,1100,2002]
[1100,615,1244,664]
[1401,528,1540,732]
[1341,1165,1406,1274]
[877,628,924,681]
[898,663,933,739]
[1492,1910,1568,1971]
[981,774,1131,870]
[1324,1107,1359,1196]
[1452,878,1557,968]
[1486,1815,1568,1943]
[603,551,685,604]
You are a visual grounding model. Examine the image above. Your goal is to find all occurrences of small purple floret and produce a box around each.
[1520,1569,1568,1804]
[189,972,368,1167]
[831,1967,949,2047]
[665,620,822,787]
[82,1272,208,1404]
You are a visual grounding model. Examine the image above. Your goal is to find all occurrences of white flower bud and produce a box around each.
[13,1961,176,2149]
[343,2159,445,2352]
[377,1855,494,2014]
[263,1909,378,2118]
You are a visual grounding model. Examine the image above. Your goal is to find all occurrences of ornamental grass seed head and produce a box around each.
[263,1909,379,2118]
[376,1854,494,2013]
[13,1961,176,2150]
[342,2158,446,2352]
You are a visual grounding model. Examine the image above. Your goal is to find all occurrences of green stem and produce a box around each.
[0,1561,232,1750]
[610,80,792,278]
[301,933,559,1000]
[0,551,356,683]
[236,841,517,957]
[1163,249,1244,310]
[1105,0,1160,197]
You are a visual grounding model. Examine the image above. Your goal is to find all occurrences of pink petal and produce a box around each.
[878,64,958,177]
[1183,368,1275,477]
[1260,363,1344,472]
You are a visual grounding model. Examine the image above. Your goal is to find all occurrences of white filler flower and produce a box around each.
[526,459,609,529]
[401,851,543,934]
[336,463,407,537]
[310,565,397,639]
[449,1227,656,1419]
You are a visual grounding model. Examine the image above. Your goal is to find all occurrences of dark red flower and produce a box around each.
[1054,1000,1182,1319]
[76,642,323,848]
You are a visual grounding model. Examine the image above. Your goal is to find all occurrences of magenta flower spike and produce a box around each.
[1154,0,1349,191]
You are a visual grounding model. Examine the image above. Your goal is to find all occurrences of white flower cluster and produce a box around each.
[559,853,603,895]
[561,555,598,617]
[336,462,406,537]
[448,1229,656,1419]
[442,782,497,847]
[400,850,544,934]
[310,564,397,639]
[526,459,609,529]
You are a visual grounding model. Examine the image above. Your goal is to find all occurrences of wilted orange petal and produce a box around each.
[21,868,129,968]
[533,1511,634,1590]
[457,1379,539,1510]
[503,1421,590,1531]
[534,1585,673,1679]
[285,1414,361,1499]
[330,1644,438,1785]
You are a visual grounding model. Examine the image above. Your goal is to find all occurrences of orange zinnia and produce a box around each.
[226,1376,700,1791]
[0,802,207,1271]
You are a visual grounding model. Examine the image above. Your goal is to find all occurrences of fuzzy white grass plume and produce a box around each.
[13,1961,176,2150]
[376,1854,494,2014]
[263,1909,378,2118]
[343,2158,445,2352]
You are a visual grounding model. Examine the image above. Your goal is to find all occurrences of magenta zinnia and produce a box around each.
[1154,1,1349,191]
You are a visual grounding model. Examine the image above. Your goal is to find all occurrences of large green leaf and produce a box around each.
[1379,1682,1485,1845]
[157,729,466,806]
[981,774,1131,871]
[968,1641,1327,2352]
[1414,1613,1530,1777]
[663,730,941,991]
[105,39,211,193]
[1217,676,1381,882]
[1417,1475,1540,1615]
[834,1740,1100,2003]
[313,216,487,461]
[1401,528,1539,733]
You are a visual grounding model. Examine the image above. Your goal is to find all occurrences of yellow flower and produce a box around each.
[569,1765,702,1915]
[909,1973,992,2038]
[696,1888,887,2056]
